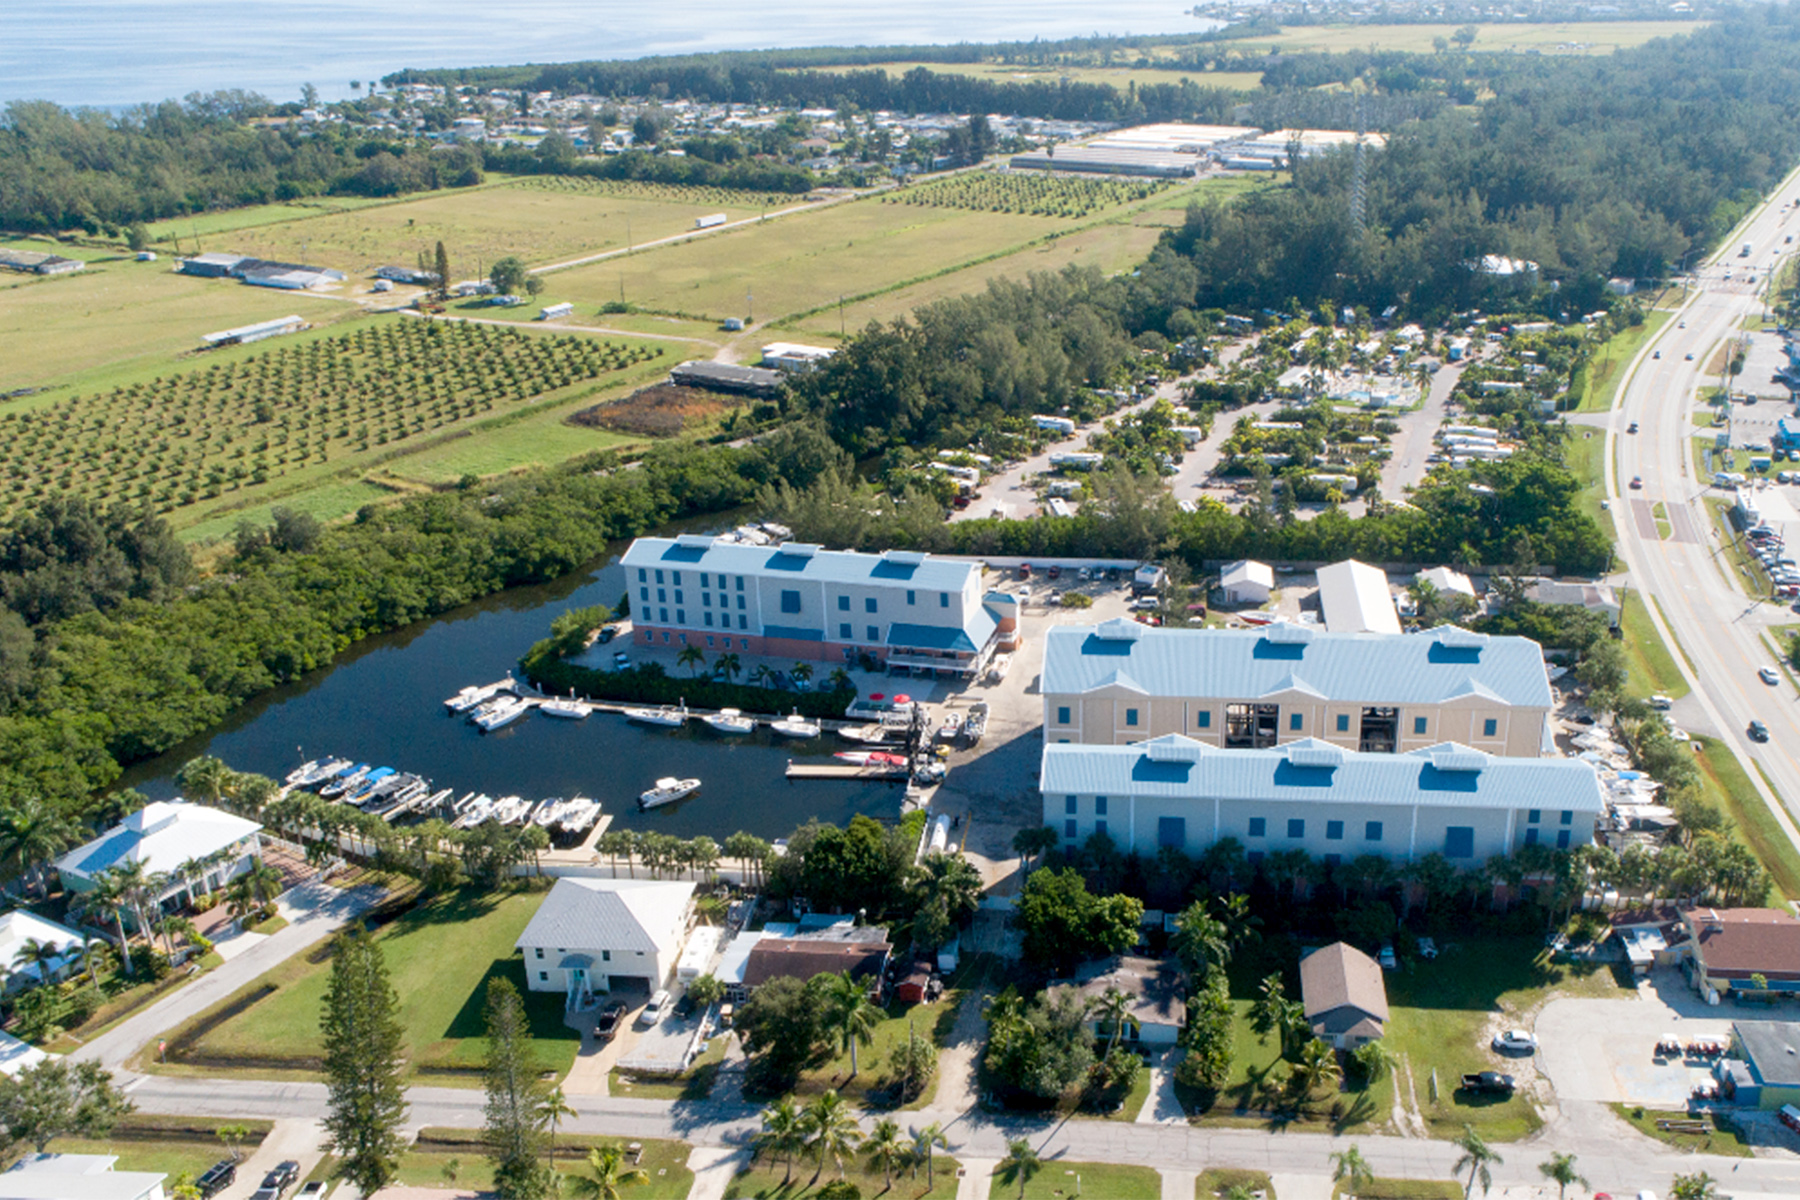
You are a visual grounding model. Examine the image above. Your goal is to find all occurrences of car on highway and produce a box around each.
[1649,694,1673,710]
[1760,665,1781,684]
[1630,476,1643,489]
[1679,320,1687,328]
[1628,422,1639,434]
[1750,720,1771,742]
[1492,1029,1538,1053]
[1685,352,1695,360]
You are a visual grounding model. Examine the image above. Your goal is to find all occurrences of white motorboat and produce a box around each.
[837,723,898,745]
[936,712,963,740]
[539,696,590,719]
[558,796,601,832]
[445,675,514,713]
[640,777,701,809]
[453,795,496,828]
[285,759,323,786]
[533,797,568,827]
[913,761,947,785]
[490,795,532,824]
[770,710,821,739]
[625,703,688,728]
[702,707,756,735]
[475,697,531,731]
[964,701,989,743]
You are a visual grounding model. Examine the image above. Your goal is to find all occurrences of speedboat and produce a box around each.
[533,798,568,827]
[770,710,820,739]
[320,764,370,798]
[837,723,898,744]
[558,796,601,832]
[964,701,989,743]
[491,795,532,824]
[936,712,963,740]
[913,761,947,785]
[345,767,396,803]
[474,697,530,731]
[285,759,323,786]
[702,707,756,735]
[640,777,701,809]
[539,696,589,719]
[453,795,496,828]
[625,703,688,728]
[834,751,909,767]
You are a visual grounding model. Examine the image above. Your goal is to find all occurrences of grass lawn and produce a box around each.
[1196,1167,1274,1198]
[1331,1181,1460,1200]
[727,1159,960,1199]
[1608,1103,1754,1156]
[786,986,965,1109]
[822,59,1268,94]
[1252,20,1704,55]
[1562,431,1613,538]
[155,886,575,1083]
[1692,736,1800,901]
[46,1115,271,1184]
[1178,990,1383,1135]
[999,1161,1159,1200]
[1380,936,1622,1142]
[1578,310,1673,413]
[1620,591,1689,700]
[395,1130,694,1197]
[140,188,458,245]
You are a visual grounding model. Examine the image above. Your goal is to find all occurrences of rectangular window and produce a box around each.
[1095,797,1108,816]
[1527,809,1541,824]
[1444,827,1475,858]
[1156,817,1186,848]
[658,608,668,623]
[906,590,916,605]
[1412,716,1427,735]
[674,590,685,605]
[837,595,850,611]
[1525,828,1540,846]
[535,947,544,959]
[1483,718,1498,737]
[780,590,801,614]
[865,597,878,613]
[867,625,879,642]
[657,588,666,603]
[1197,710,1211,729]
[737,595,746,610]
[640,587,649,603]
[1125,708,1139,727]
[736,576,745,591]
[700,573,709,588]
[701,593,711,608]
[1287,818,1305,839]
[1560,810,1573,826]
[839,623,852,639]
[1065,819,1078,839]
[675,609,685,624]
[1065,796,1078,815]
[1556,830,1572,849]
[655,569,664,584]
[738,614,747,630]
[1057,706,1071,725]
[1326,820,1344,840]
[672,571,682,586]
[1248,817,1267,838]
[1336,713,1350,733]
[704,612,714,627]
[539,971,548,981]
[1289,713,1303,732]
[601,950,610,962]
[940,592,950,608]
[1359,705,1399,753]
[1226,702,1279,749]
[1095,820,1108,838]
[1365,821,1383,841]
[637,568,647,582]
[706,636,715,647]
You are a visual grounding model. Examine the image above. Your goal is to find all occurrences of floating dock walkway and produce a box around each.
[784,762,912,781]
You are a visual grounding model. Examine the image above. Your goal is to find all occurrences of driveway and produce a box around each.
[1536,967,1735,1106]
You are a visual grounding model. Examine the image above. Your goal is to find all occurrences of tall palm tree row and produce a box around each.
[800,1090,862,1182]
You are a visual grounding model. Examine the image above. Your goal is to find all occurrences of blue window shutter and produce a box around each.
[1365,821,1383,841]
[1057,707,1071,725]
[1444,827,1475,858]
[1336,713,1349,732]
[1287,818,1305,839]
[1156,817,1186,848]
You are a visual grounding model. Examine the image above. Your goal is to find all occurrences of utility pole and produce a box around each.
[840,294,846,338]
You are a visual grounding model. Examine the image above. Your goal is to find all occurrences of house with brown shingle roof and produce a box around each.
[1300,942,1388,1049]
[741,929,890,995]
[1681,907,1800,998]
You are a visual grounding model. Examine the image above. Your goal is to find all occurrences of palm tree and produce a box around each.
[1351,1040,1397,1085]
[1170,901,1229,975]
[567,1145,649,1200]
[1290,1038,1342,1095]
[748,664,775,689]
[539,1085,577,1175]
[1093,986,1139,1056]
[1537,1152,1585,1200]
[175,857,209,907]
[676,645,707,676]
[863,1118,906,1191]
[800,1090,862,1182]
[176,755,232,806]
[11,938,65,988]
[754,1098,806,1186]
[820,970,881,1078]
[80,871,135,976]
[227,859,283,919]
[0,799,80,898]
[1669,1171,1718,1200]
[998,1138,1041,1200]
[790,662,814,689]
[1331,1145,1374,1196]
[713,653,742,682]
[827,667,853,691]
[910,1122,949,1189]
[1452,1125,1502,1199]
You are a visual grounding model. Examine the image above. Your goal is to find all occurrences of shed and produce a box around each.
[1220,560,1274,605]
[1415,566,1476,599]
[894,962,934,1004]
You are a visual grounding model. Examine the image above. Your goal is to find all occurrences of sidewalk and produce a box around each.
[74,878,384,1070]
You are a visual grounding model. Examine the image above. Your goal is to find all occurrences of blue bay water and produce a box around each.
[7,0,1215,109]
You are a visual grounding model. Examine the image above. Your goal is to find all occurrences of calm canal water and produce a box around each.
[119,549,903,840]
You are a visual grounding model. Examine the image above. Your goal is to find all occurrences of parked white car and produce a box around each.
[1492,1028,1538,1053]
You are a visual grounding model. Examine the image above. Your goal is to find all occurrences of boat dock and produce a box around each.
[784,761,912,781]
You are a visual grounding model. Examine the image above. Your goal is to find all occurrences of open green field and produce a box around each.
[142,190,429,246]
[1692,735,1800,902]
[154,887,578,1083]
[0,255,359,395]
[1250,21,1706,56]
[212,177,813,276]
[1002,1161,1161,1199]
[397,1131,695,1197]
[519,197,1069,325]
[814,59,1268,94]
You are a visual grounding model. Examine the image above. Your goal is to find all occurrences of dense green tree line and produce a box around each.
[479,144,814,195]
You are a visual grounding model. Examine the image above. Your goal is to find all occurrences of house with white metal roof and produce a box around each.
[1042,620,1554,757]
[55,802,262,915]
[0,1153,164,1200]
[0,910,91,988]
[515,877,695,1008]
[1040,734,1603,864]
[1316,559,1402,635]
[1220,560,1274,606]
[620,537,1016,676]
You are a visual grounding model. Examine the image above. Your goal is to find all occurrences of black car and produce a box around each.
[261,1161,301,1193]
[595,999,629,1040]
[196,1160,237,1198]
[1750,720,1771,742]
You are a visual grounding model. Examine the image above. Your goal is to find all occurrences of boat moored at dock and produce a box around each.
[702,707,756,735]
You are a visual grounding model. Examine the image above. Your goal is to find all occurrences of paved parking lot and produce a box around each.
[1535,967,1735,1106]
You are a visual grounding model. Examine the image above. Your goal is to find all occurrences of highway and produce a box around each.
[1608,166,1800,858]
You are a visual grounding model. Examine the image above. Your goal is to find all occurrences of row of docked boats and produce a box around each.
[283,758,604,835]
[447,792,601,833]
[621,702,822,739]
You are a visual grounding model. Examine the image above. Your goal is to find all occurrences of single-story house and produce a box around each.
[742,921,891,996]
[515,878,695,1008]
[1679,907,1800,998]
[1525,578,1621,628]
[0,911,90,989]
[1220,560,1274,606]
[1724,1020,1800,1110]
[1415,565,1477,600]
[55,802,263,918]
[1300,942,1388,1048]
[0,1032,48,1078]
[0,1153,164,1200]
[1053,955,1186,1046]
